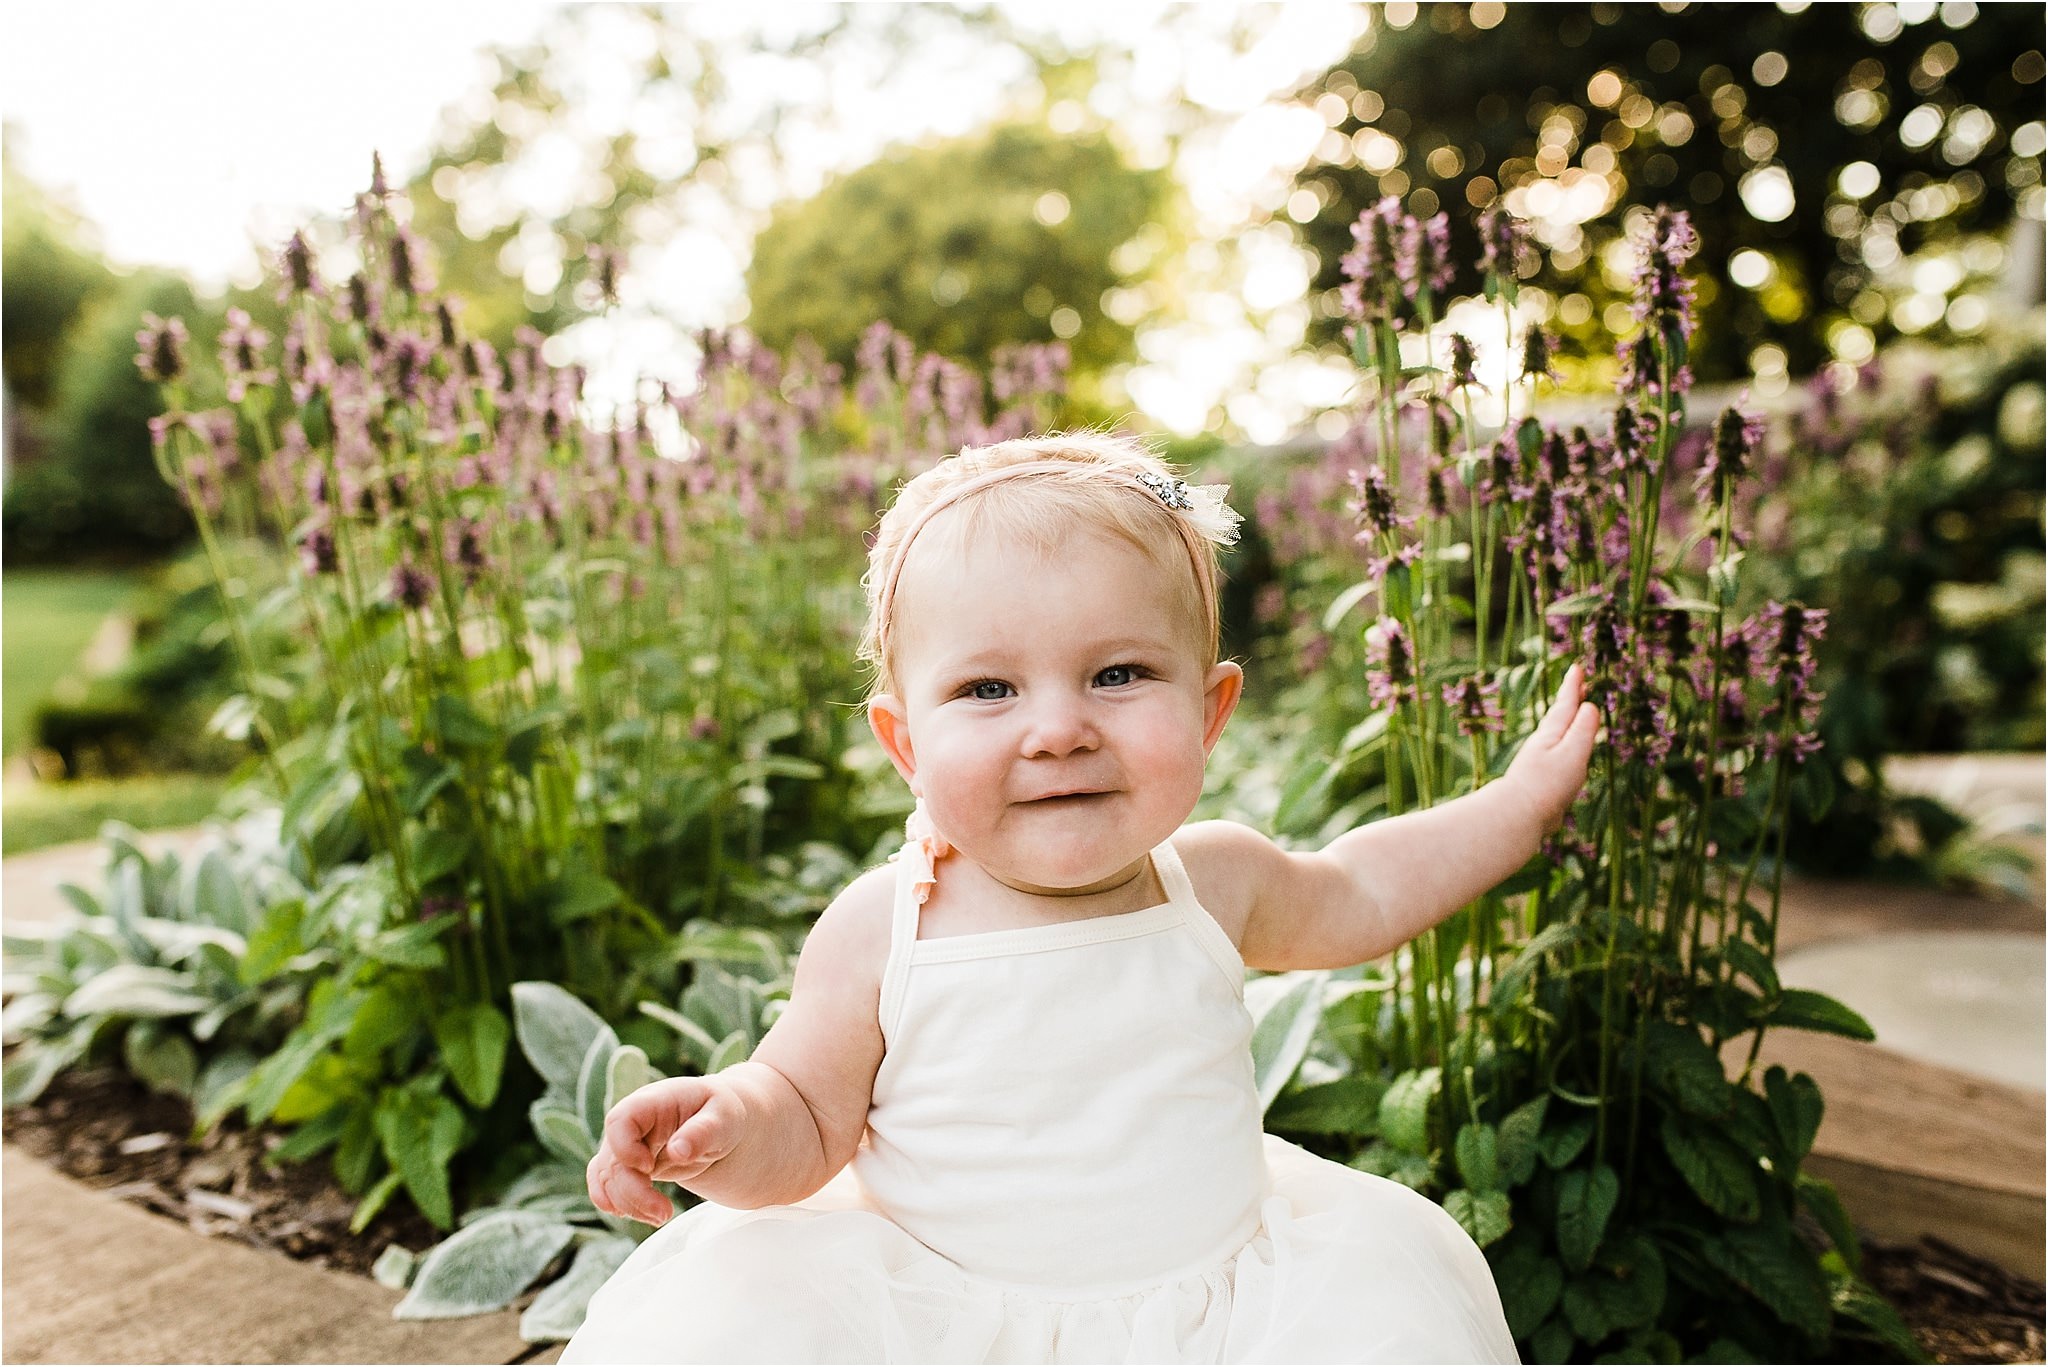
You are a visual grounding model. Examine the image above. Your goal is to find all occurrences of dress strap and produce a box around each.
[875,853,923,1045]
[1151,837,1247,997]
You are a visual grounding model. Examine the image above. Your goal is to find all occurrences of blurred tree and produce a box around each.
[1287,1,2046,380]
[3,269,206,563]
[3,132,116,411]
[745,118,1175,397]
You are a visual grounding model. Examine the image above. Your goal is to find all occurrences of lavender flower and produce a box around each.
[444,516,489,588]
[1339,197,1404,325]
[389,556,434,610]
[1397,210,1454,308]
[299,522,338,576]
[213,309,274,403]
[345,273,376,326]
[1365,616,1419,711]
[1520,328,1558,385]
[388,227,432,298]
[589,245,622,307]
[134,314,188,384]
[281,231,319,297]
[1696,405,1767,500]
[1444,674,1505,736]
[1446,333,1479,391]
[1476,205,1532,295]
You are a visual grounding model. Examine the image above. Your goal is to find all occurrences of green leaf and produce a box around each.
[513,981,613,1097]
[1529,1317,1575,1365]
[2,1026,92,1106]
[1497,1094,1549,1187]
[1492,1238,1564,1338]
[1443,1188,1512,1247]
[1765,1067,1824,1163]
[1721,939,1779,995]
[1565,1231,1667,1340]
[1644,1019,1732,1118]
[1699,1222,1832,1341]
[518,1235,637,1343]
[363,915,454,969]
[1764,988,1875,1041]
[191,1049,258,1132]
[408,827,470,886]
[1553,1162,1619,1272]
[1246,972,1327,1111]
[1539,1110,1595,1170]
[1660,1115,1761,1221]
[549,866,625,927]
[705,1029,751,1074]
[433,1003,511,1109]
[186,849,254,935]
[1378,1067,1441,1156]
[240,900,307,986]
[1828,1269,1922,1360]
[1265,1075,1385,1137]
[604,1044,665,1115]
[350,1169,405,1234]
[428,694,497,751]
[531,1099,598,1166]
[1348,1139,1432,1191]
[64,964,212,1019]
[270,1105,351,1163]
[344,984,422,1063]
[1455,1122,1500,1192]
[577,1030,624,1143]
[1797,1174,1861,1272]
[1491,921,1582,1012]
[375,1084,466,1230]
[397,748,459,815]
[394,1212,579,1319]
[1323,580,1376,631]
[123,1021,198,1097]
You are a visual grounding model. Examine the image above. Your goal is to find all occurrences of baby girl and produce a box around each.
[565,431,1596,1363]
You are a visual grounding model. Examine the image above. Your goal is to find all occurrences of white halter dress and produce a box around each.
[563,838,1519,1363]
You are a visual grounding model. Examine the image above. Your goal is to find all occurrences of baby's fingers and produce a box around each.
[1533,661,1586,743]
[588,1149,672,1227]
[651,1088,743,1182]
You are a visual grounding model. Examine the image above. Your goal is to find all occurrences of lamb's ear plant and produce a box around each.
[1255,198,1924,1363]
[386,977,780,1344]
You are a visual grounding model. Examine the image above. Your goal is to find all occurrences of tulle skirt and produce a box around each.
[561,1134,1519,1364]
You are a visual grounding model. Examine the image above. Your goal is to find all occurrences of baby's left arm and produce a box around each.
[1199,661,1599,972]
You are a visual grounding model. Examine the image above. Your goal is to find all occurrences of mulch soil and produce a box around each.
[5,1067,2044,1362]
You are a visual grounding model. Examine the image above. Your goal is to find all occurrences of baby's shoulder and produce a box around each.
[1169,820,1287,949]
[796,863,896,991]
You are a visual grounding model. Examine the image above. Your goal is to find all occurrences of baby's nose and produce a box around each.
[1020,696,1099,757]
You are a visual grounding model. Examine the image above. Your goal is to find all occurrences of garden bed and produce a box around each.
[6,1064,2042,1363]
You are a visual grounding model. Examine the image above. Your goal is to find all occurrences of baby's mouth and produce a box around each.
[1025,790,1112,806]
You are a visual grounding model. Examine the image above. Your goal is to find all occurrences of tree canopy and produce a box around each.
[1287,1,2045,380]
[745,119,1174,399]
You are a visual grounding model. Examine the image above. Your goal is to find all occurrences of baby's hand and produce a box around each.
[587,1075,747,1227]
[1502,660,1600,833]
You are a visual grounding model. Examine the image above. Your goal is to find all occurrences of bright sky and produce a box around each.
[1,3,1371,440]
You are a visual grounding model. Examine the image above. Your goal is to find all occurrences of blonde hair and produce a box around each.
[858,432,1228,699]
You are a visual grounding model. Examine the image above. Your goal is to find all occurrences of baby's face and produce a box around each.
[870,524,1241,894]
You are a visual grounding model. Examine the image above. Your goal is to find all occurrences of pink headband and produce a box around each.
[870,460,1242,669]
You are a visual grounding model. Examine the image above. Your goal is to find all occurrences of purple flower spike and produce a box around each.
[134,314,188,384]
[1697,405,1768,498]
[1365,616,1419,711]
[389,556,434,610]
[1339,197,1404,324]
[281,231,320,298]
[1444,674,1506,737]
[1397,211,1455,307]
[1446,333,1480,391]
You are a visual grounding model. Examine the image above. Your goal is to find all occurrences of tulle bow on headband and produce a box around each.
[1135,471,1243,548]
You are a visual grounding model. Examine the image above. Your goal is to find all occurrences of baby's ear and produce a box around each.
[1201,662,1244,754]
[867,695,920,792]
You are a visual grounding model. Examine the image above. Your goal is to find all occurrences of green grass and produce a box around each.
[1,773,233,856]
[3,568,141,758]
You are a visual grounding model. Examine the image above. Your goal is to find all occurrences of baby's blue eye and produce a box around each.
[1096,664,1145,687]
[969,680,1012,701]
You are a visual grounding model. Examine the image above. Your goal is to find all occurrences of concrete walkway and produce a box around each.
[0,755,2039,1360]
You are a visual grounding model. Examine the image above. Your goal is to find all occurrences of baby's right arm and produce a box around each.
[587,864,893,1222]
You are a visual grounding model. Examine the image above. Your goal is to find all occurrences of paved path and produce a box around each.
[0,754,2038,1360]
